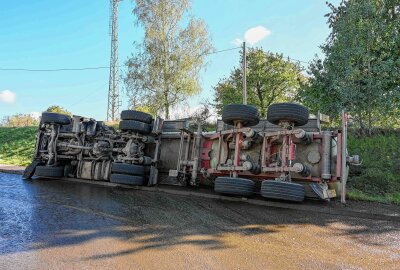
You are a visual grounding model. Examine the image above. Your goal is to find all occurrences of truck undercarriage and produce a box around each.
[24,103,359,203]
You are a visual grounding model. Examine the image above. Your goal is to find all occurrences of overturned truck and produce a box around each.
[24,103,359,202]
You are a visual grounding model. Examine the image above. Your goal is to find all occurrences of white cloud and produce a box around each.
[0,90,16,103]
[30,112,41,120]
[231,26,271,47]
[244,26,271,45]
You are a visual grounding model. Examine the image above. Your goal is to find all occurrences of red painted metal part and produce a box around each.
[289,139,295,161]
[200,139,213,169]
[197,126,345,185]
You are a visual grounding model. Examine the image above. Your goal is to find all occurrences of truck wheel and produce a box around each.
[110,174,144,185]
[214,177,255,196]
[111,163,144,175]
[34,165,65,178]
[260,180,305,202]
[267,103,309,126]
[222,104,260,127]
[119,120,151,134]
[121,110,153,124]
[41,112,71,125]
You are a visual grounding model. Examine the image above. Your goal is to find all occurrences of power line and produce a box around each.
[0,46,312,73]
[0,47,243,73]
[0,66,111,72]
[204,46,241,55]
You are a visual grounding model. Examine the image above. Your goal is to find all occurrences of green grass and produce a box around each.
[347,189,400,204]
[0,127,37,166]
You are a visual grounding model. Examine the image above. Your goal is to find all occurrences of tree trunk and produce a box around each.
[164,87,169,119]
[256,84,266,117]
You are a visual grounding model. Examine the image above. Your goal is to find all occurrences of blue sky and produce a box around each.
[0,0,340,121]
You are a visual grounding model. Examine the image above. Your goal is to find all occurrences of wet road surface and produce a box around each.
[1,172,399,269]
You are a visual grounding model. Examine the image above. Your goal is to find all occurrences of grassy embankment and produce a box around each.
[0,127,37,166]
[0,126,399,204]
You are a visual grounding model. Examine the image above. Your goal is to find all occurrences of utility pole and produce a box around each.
[242,42,247,105]
[107,0,122,121]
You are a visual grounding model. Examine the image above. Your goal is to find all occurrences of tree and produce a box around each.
[298,0,400,131]
[46,105,71,116]
[125,0,214,119]
[2,114,39,127]
[214,48,306,117]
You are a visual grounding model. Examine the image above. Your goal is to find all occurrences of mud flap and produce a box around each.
[23,160,42,179]
[148,166,158,186]
[309,183,336,200]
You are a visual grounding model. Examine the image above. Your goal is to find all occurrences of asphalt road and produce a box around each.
[0,172,399,270]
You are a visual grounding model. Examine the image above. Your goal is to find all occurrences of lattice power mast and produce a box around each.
[107,0,121,121]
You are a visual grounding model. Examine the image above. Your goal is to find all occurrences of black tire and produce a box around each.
[222,104,260,127]
[119,120,151,134]
[261,181,305,202]
[267,103,309,126]
[121,110,153,124]
[34,165,65,178]
[110,174,144,185]
[111,163,144,175]
[41,112,71,125]
[214,177,255,196]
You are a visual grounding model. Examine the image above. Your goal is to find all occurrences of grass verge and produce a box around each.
[347,189,400,205]
[0,127,37,166]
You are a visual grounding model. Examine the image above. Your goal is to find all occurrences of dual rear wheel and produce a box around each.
[214,177,305,202]
[218,103,309,201]
[119,110,153,134]
[110,163,145,186]
[110,109,155,185]
[222,102,309,127]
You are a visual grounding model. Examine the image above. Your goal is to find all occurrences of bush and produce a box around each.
[347,130,400,202]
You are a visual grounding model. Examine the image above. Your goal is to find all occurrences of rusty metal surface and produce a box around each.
[1,172,399,270]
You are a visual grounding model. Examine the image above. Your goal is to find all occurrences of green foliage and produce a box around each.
[214,48,306,117]
[298,0,400,131]
[347,130,400,203]
[0,127,37,166]
[46,105,72,116]
[125,0,214,119]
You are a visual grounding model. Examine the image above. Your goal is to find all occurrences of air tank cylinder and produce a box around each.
[321,131,332,179]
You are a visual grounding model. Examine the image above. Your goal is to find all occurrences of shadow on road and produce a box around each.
[0,172,399,260]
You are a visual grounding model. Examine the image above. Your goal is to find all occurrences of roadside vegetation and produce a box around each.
[0,127,36,166]
[347,130,400,204]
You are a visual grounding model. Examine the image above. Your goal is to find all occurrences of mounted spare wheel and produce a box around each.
[41,112,71,125]
[34,165,65,178]
[120,110,153,124]
[214,177,255,196]
[260,180,305,202]
[119,120,151,134]
[267,103,309,126]
[222,104,260,127]
[111,163,145,175]
[110,174,144,185]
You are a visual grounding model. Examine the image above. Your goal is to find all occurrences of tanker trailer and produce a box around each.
[158,103,359,202]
